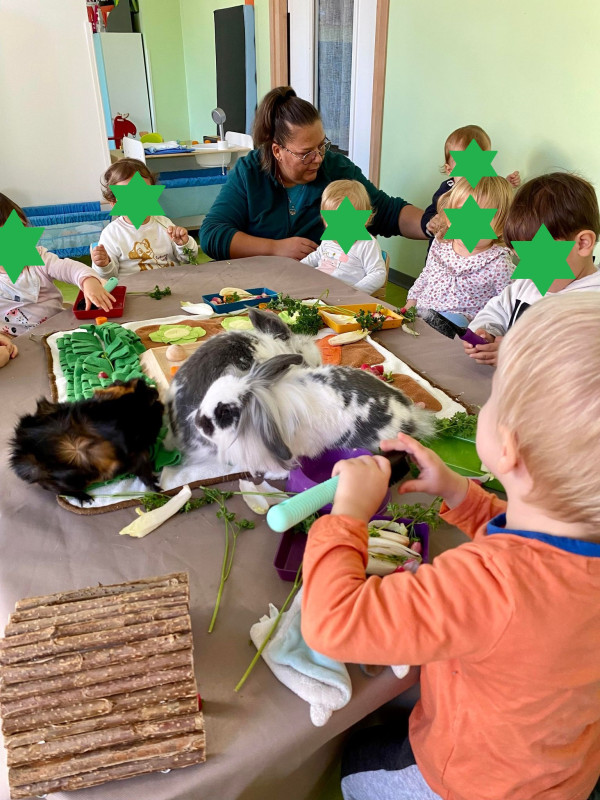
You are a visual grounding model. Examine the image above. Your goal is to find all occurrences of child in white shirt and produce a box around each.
[301,180,386,294]
[465,172,600,366]
[0,193,114,338]
[406,176,514,321]
[91,159,199,280]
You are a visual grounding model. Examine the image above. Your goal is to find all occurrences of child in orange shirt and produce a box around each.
[302,293,600,800]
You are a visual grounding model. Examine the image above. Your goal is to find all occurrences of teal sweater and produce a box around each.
[200,149,409,260]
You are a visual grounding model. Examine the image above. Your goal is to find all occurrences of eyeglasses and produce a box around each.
[277,138,331,165]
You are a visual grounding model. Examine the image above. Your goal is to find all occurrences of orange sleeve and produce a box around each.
[301,512,513,666]
[440,479,507,539]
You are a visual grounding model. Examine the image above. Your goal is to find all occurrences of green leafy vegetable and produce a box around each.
[434,411,478,440]
[385,497,442,539]
[148,285,172,300]
[353,305,388,332]
[266,293,323,336]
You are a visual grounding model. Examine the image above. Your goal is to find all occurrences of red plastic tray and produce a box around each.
[72,285,127,320]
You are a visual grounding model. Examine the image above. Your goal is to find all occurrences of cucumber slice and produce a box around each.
[221,316,254,331]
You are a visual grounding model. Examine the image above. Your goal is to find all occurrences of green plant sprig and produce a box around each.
[434,411,478,440]
[235,563,303,692]
[384,497,442,539]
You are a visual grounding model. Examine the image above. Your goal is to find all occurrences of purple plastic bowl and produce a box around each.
[274,530,307,581]
[371,516,430,564]
[286,448,391,514]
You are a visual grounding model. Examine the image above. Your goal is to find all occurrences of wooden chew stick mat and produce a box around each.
[0,573,205,799]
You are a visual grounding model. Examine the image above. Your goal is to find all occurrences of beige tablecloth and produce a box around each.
[0,257,492,800]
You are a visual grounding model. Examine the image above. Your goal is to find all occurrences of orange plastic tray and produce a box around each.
[318,303,404,334]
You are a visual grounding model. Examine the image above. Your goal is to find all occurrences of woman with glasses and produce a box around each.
[200,86,427,262]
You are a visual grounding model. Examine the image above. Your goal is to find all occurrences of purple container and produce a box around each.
[286,448,391,514]
[274,530,307,581]
[371,516,430,564]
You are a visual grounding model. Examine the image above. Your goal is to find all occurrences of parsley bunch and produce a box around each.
[385,497,442,539]
[266,293,323,336]
[434,411,478,441]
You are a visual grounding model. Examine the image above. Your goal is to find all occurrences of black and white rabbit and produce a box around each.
[167,308,321,453]
[189,353,434,476]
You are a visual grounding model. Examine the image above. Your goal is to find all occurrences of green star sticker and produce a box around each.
[321,196,371,254]
[444,196,498,252]
[0,210,44,283]
[450,139,498,188]
[111,171,166,229]
[511,224,574,294]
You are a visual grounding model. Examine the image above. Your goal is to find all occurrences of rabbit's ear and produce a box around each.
[241,389,292,464]
[250,353,303,384]
[248,307,291,341]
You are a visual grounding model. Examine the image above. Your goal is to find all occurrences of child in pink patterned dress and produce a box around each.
[406,176,514,323]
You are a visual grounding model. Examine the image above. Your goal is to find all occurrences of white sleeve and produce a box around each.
[353,239,387,294]
[469,284,515,337]
[301,243,322,268]
[93,225,122,280]
[174,233,199,264]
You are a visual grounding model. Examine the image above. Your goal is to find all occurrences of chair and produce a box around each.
[225,131,254,149]
[372,250,390,301]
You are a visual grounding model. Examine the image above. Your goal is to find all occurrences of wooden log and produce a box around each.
[9,747,206,798]
[2,680,196,734]
[1,665,194,718]
[1,604,189,652]
[4,697,199,750]
[0,615,191,666]
[9,583,188,624]
[14,573,187,611]
[5,594,189,637]
[0,648,192,701]
[0,632,192,686]
[9,731,206,785]
[7,712,204,766]
[2,698,113,734]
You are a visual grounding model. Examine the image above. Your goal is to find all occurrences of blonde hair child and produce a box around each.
[406,176,515,321]
[421,124,520,240]
[301,179,386,294]
[302,291,600,800]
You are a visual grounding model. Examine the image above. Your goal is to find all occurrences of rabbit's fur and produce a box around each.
[193,353,434,476]
[167,308,321,454]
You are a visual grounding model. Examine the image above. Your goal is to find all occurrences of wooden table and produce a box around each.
[0,258,491,800]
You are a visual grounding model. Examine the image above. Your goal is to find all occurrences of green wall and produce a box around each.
[379,0,600,279]
[138,0,190,141]
[180,0,270,140]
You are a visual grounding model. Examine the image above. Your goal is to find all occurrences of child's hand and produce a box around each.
[0,333,18,360]
[331,455,391,523]
[404,299,417,310]
[91,244,110,268]
[462,330,502,366]
[82,277,115,313]
[380,433,469,509]
[167,226,189,246]
[506,171,521,188]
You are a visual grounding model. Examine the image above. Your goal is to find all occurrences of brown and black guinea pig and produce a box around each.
[10,379,164,504]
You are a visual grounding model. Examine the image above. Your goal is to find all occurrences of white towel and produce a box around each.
[250,588,352,726]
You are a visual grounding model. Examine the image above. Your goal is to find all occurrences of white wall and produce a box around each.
[0,0,110,207]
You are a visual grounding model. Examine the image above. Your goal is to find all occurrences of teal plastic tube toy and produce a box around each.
[266,451,410,533]
[104,277,118,293]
